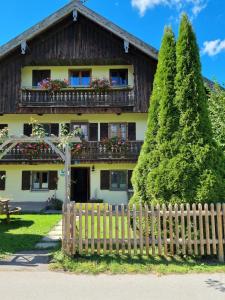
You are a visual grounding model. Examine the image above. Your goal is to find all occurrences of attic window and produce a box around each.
[32,70,51,87]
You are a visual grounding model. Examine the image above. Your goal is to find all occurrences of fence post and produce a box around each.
[216,203,224,262]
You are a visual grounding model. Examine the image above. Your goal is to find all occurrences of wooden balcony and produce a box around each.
[19,88,135,108]
[0,141,142,163]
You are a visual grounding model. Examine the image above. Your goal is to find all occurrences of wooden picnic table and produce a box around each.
[0,198,21,222]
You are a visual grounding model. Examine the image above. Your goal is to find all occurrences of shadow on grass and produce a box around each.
[0,217,34,232]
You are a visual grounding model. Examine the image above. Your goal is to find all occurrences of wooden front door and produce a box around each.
[71,167,90,202]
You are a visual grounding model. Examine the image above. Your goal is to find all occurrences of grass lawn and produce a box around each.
[51,251,225,275]
[0,214,61,258]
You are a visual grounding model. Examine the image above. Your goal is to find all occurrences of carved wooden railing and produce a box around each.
[71,141,143,162]
[19,88,135,107]
[0,141,142,162]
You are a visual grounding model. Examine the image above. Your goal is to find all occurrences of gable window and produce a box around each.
[69,70,91,87]
[32,171,49,190]
[110,171,127,191]
[110,69,128,87]
[32,70,51,87]
[109,123,127,140]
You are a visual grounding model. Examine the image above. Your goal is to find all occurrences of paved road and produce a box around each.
[0,271,224,300]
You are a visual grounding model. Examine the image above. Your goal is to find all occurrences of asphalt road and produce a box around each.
[0,272,225,300]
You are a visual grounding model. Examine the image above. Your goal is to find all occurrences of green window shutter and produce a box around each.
[89,123,98,141]
[0,171,6,190]
[22,171,31,190]
[100,123,108,140]
[100,170,110,190]
[128,123,136,141]
[23,124,32,136]
[48,171,58,190]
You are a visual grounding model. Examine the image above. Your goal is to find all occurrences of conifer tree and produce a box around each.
[131,27,177,204]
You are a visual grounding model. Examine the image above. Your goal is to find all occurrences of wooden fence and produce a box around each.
[62,203,225,262]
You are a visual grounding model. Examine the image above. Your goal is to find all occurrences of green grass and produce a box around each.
[51,251,225,275]
[0,214,61,258]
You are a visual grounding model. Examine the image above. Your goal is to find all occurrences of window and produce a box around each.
[110,171,127,191]
[32,171,49,190]
[69,70,91,87]
[110,69,128,87]
[109,123,127,140]
[71,123,89,140]
[32,70,51,87]
[23,123,59,137]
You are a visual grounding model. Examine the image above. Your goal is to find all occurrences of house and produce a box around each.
[0,0,158,211]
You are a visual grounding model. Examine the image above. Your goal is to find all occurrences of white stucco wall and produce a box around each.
[0,163,135,205]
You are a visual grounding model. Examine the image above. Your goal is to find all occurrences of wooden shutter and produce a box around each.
[100,123,108,140]
[128,170,133,190]
[0,124,8,130]
[22,171,31,190]
[89,123,98,141]
[0,171,6,190]
[100,170,110,190]
[50,124,59,136]
[48,171,58,190]
[128,123,136,141]
[23,124,32,136]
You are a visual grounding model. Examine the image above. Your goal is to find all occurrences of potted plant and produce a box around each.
[91,78,110,92]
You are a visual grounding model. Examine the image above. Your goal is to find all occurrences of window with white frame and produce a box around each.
[31,171,49,190]
[110,170,127,191]
[109,123,127,140]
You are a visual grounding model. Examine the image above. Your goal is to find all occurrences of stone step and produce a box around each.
[35,242,59,249]
[48,231,62,236]
[42,236,61,242]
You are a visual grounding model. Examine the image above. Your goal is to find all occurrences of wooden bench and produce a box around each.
[0,199,21,223]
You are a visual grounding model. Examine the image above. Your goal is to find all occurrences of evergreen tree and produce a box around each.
[147,14,225,204]
[131,27,177,204]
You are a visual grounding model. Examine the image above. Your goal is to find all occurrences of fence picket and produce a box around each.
[139,205,143,256]
[204,203,210,255]
[175,204,179,255]
[192,203,198,256]
[168,204,174,255]
[79,203,83,255]
[145,205,149,256]
[133,204,137,255]
[121,205,125,255]
[151,204,155,256]
[97,204,101,255]
[211,203,217,255]
[181,204,186,256]
[103,203,107,254]
[73,204,77,255]
[162,204,167,256]
[198,203,204,256]
[216,203,224,262]
[157,204,162,256]
[186,203,192,255]
[91,203,95,254]
[85,203,88,254]
[127,205,131,255]
[115,205,119,254]
[109,205,113,254]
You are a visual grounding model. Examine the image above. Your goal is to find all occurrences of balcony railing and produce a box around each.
[19,88,135,107]
[71,141,143,162]
[0,141,142,162]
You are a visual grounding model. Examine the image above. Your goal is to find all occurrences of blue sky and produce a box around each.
[0,0,224,83]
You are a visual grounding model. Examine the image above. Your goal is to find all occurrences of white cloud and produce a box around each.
[131,0,207,17]
[202,39,225,56]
